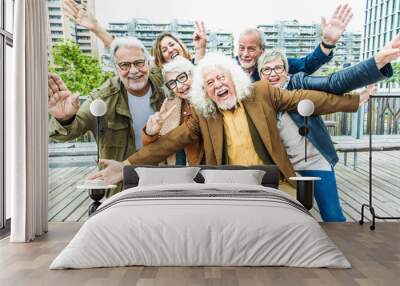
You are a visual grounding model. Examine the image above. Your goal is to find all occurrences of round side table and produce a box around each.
[77,184,117,215]
[289,177,321,210]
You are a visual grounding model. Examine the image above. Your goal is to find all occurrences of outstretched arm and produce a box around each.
[254,81,359,115]
[63,0,114,48]
[127,112,201,165]
[290,33,400,94]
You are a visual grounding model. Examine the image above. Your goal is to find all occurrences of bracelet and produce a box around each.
[321,41,336,49]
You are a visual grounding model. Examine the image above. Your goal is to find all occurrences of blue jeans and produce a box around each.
[297,169,346,222]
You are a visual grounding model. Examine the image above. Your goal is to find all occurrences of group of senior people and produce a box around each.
[48,0,400,221]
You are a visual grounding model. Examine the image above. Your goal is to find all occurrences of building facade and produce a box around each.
[102,18,233,67]
[362,0,400,90]
[47,0,98,56]
[258,20,362,73]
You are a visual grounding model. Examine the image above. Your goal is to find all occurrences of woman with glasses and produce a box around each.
[63,0,207,68]
[257,48,394,222]
[141,56,203,166]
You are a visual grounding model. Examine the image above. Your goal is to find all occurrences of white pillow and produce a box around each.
[135,167,201,186]
[200,169,266,185]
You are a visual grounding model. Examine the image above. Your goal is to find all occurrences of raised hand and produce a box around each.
[87,159,126,185]
[63,0,99,31]
[374,33,400,69]
[390,33,400,49]
[193,21,207,51]
[48,73,80,121]
[145,98,177,136]
[359,85,377,107]
[321,4,353,45]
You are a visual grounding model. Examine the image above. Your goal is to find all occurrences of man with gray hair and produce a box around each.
[48,37,165,196]
[237,4,353,81]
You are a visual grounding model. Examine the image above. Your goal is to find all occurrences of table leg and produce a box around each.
[87,189,105,215]
[296,181,314,210]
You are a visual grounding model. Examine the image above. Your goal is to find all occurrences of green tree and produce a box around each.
[48,41,113,95]
[383,61,400,93]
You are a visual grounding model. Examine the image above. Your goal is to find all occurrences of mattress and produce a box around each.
[50,183,350,269]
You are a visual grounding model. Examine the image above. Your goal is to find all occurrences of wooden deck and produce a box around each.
[48,150,400,223]
[49,166,97,222]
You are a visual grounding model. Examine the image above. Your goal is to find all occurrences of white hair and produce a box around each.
[162,56,194,76]
[161,56,194,99]
[257,49,289,75]
[110,37,153,65]
[239,28,267,50]
[189,53,253,118]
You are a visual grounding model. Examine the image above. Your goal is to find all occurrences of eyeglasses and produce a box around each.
[116,59,147,71]
[165,72,190,90]
[260,65,285,76]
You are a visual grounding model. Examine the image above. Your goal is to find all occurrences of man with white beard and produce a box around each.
[48,37,165,196]
[237,4,353,81]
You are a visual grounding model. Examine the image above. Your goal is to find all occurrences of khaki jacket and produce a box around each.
[127,80,359,181]
[49,69,165,195]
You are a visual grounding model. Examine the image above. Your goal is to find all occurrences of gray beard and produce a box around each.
[239,60,256,70]
[216,97,237,111]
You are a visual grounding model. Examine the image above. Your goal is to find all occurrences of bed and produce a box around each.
[50,165,350,269]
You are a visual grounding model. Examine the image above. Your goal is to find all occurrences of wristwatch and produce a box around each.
[321,41,336,49]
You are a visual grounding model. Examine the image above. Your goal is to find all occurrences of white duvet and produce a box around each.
[50,183,350,269]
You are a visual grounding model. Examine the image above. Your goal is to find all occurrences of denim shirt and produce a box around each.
[283,57,393,166]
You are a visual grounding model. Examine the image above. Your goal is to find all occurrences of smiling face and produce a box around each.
[260,58,288,88]
[238,31,264,70]
[114,46,150,95]
[160,36,185,63]
[203,67,237,110]
[164,71,193,99]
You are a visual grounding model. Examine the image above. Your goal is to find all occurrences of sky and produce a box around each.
[95,0,365,32]
[94,0,366,52]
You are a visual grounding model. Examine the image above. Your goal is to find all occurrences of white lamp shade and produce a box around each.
[297,99,314,117]
[90,99,107,117]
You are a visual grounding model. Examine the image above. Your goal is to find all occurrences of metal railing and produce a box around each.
[324,92,400,137]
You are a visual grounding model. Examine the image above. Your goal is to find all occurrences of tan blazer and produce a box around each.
[128,80,359,181]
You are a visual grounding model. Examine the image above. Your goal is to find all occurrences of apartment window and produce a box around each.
[49,15,61,20]
[391,14,395,28]
[48,7,61,12]
[397,15,400,32]
[385,0,390,16]
[1,0,14,231]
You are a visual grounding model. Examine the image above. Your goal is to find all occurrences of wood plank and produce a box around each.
[3,222,400,286]
[46,151,400,223]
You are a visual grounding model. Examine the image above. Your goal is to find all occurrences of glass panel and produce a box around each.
[5,0,13,33]
[5,44,11,220]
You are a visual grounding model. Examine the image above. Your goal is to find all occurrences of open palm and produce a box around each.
[63,0,98,30]
[48,74,80,120]
[321,4,353,44]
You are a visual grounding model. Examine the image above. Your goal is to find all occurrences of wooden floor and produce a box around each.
[1,222,399,286]
[48,150,400,223]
